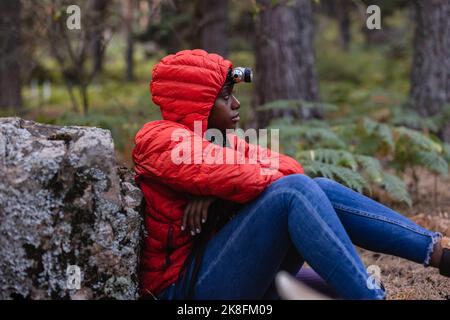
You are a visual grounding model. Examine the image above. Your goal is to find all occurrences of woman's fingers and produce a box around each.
[183,197,217,236]
[194,200,204,234]
[193,202,201,234]
[201,200,209,225]
[189,200,200,236]
[182,201,192,232]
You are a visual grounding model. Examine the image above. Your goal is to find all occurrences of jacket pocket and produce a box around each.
[165,225,174,269]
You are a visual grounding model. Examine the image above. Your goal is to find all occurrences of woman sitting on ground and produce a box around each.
[132,49,450,300]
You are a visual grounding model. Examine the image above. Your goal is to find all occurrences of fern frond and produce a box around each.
[442,143,450,163]
[391,107,440,132]
[415,151,449,176]
[359,118,394,151]
[394,127,439,151]
[257,100,300,112]
[297,148,358,170]
[275,125,346,149]
[300,159,367,193]
[362,117,378,135]
[380,172,412,207]
[354,154,383,183]
[377,123,395,149]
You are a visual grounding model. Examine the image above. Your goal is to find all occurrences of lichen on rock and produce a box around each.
[0,118,143,300]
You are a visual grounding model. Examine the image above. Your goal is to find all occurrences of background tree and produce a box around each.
[409,0,450,142]
[358,0,411,47]
[137,0,196,53]
[320,0,353,51]
[42,0,115,114]
[123,0,136,81]
[89,0,109,78]
[193,0,229,57]
[0,0,22,110]
[253,0,321,128]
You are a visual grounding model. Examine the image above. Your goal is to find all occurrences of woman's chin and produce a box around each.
[229,123,238,130]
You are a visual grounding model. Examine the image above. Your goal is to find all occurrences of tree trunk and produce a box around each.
[320,0,351,50]
[410,0,450,142]
[89,0,108,77]
[195,0,229,57]
[253,0,321,129]
[0,0,22,110]
[336,0,351,51]
[123,0,135,81]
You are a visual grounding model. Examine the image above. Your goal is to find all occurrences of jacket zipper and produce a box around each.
[165,225,174,269]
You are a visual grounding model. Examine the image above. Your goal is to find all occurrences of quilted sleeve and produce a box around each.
[231,135,304,176]
[132,122,285,204]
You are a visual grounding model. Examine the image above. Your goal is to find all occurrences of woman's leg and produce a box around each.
[170,174,385,300]
[312,177,442,266]
[261,243,305,300]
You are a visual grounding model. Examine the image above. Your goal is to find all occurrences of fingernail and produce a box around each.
[202,219,206,224]
[196,228,201,234]
[191,231,195,236]
[181,226,184,231]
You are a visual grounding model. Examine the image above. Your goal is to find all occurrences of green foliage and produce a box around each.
[296,148,411,205]
[392,127,449,175]
[300,159,368,194]
[258,99,338,117]
[263,98,450,206]
[391,106,440,132]
[379,172,412,207]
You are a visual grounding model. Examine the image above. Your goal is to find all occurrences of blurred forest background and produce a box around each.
[2,0,450,214]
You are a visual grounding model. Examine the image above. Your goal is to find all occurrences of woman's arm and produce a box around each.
[230,134,304,176]
[133,122,285,204]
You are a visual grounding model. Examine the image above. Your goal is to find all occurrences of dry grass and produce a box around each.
[353,168,450,300]
[360,213,450,300]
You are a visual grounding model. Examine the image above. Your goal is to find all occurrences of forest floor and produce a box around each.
[359,168,450,300]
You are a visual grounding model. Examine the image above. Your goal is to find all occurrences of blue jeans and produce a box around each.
[156,174,442,300]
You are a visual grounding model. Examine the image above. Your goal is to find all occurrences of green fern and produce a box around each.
[392,126,449,175]
[380,172,412,207]
[297,149,358,170]
[391,107,440,132]
[442,143,450,163]
[258,100,301,113]
[259,99,449,206]
[259,99,339,115]
[415,151,448,176]
[394,127,439,151]
[359,117,395,151]
[354,154,383,184]
[300,159,367,194]
[272,125,346,150]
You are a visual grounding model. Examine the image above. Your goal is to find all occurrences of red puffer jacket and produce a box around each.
[132,49,304,297]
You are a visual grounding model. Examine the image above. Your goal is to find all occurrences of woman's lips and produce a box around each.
[231,114,240,122]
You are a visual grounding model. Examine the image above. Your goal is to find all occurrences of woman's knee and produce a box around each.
[271,174,328,199]
[313,177,339,192]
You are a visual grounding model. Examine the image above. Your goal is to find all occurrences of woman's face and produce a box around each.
[208,85,241,133]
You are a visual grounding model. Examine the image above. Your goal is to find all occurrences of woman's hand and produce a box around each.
[182,196,217,236]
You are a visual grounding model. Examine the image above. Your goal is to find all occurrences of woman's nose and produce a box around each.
[231,95,240,110]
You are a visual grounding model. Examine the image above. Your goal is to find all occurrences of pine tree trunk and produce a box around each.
[410,0,450,141]
[89,0,108,77]
[0,0,22,110]
[123,0,134,81]
[336,0,351,51]
[253,0,321,129]
[195,0,229,57]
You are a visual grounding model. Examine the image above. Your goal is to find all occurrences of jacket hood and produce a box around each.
[150,49,233,136]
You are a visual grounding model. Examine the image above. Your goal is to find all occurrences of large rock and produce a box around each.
[0,118,143,300]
